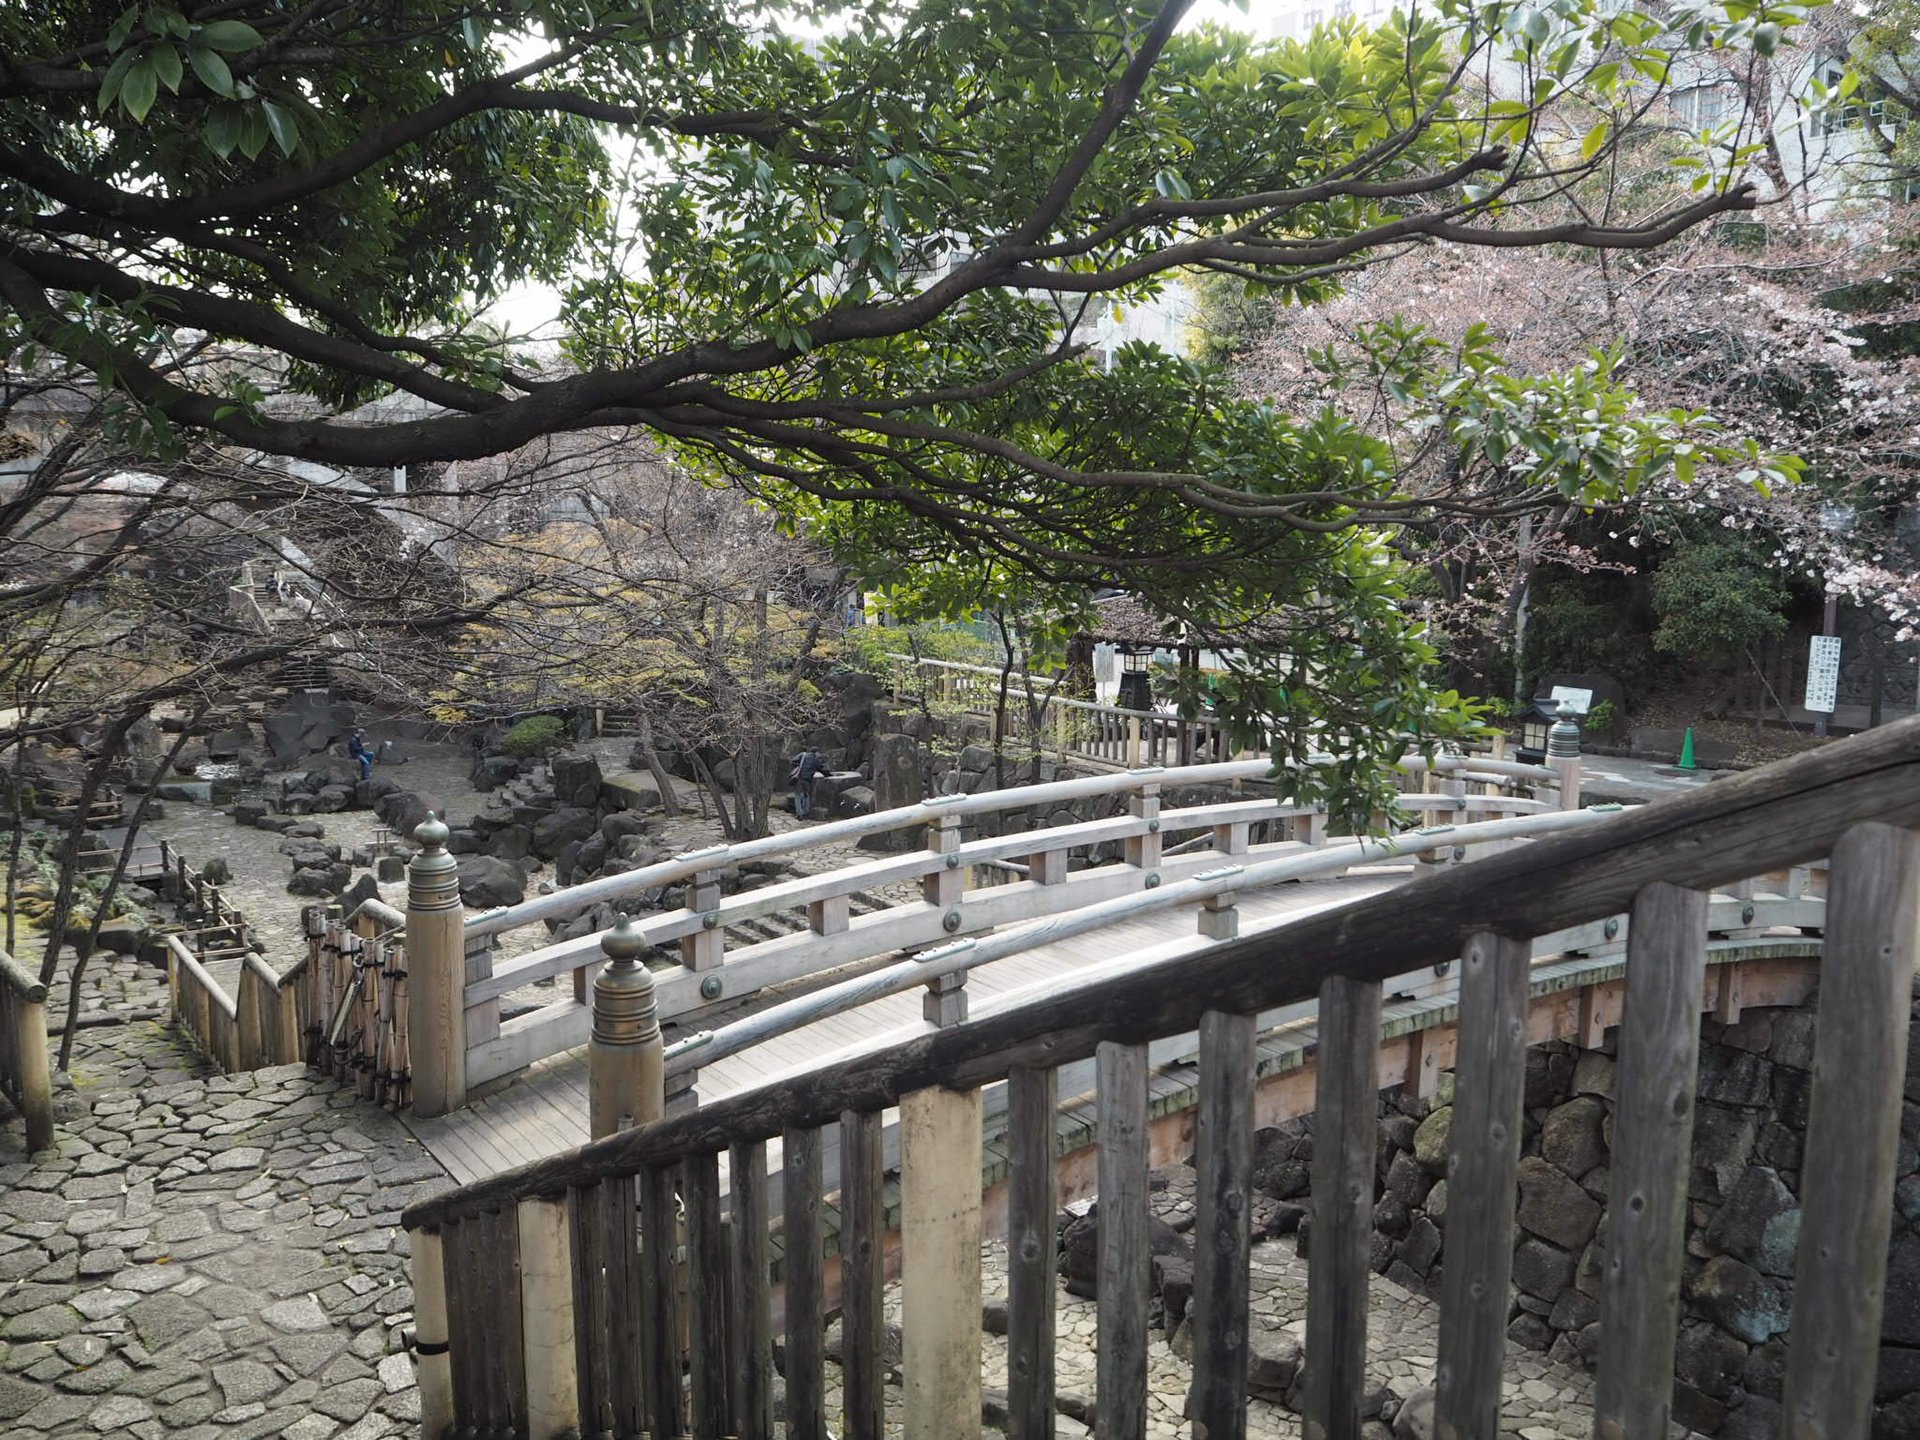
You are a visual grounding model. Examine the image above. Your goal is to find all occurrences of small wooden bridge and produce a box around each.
[354,719,1920,1440]
[393,745,1589,1179]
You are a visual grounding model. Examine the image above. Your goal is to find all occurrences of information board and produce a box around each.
[1805,635,1842,714]
[1548,685,1594,715]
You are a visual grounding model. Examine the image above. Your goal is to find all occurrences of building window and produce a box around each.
[1672,84,1737,132]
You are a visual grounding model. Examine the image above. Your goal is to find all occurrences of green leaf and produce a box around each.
[152,43,183,94]
[195,20,264,52]
[107,7,139,51]
[95,48,137,114]
[203,103,242,158]
[1580,119,1611,162]
[1153,168,1193,200]
[261,100,299,157]
[120,56,159,121]
[189,45,235,97]
[237,109,270,160]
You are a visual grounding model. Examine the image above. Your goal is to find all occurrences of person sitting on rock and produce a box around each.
[348,728,374,782]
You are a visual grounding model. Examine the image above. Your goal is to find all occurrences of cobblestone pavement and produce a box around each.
[823,1237,1604,1440]
[0,1017,452,1440]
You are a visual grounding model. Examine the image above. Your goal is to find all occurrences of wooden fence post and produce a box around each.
[1782,823,1920,1434]
[902,1084,983,1440]
[1124,780,1161,873]
[407,815,467,1117]
[1,952,53,1152]
[589,916,664,1139]
[1592,882,1709,1437]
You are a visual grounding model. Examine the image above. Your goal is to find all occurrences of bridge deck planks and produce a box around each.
[405,873,1403,1184]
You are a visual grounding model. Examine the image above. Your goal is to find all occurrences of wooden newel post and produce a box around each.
[1548,701,1582,812]
[589,913,664,1140]
[406,814,467,1118]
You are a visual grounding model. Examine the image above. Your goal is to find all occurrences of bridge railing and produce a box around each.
[430,751,1569,1111]
[400,717,1920,1440]
[0,948,53,1151]
[911,655,1236,766]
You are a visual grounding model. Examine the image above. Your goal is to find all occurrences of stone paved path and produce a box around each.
[0,1014,449,1440]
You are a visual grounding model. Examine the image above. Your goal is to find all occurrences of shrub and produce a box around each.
[501,714,566,756]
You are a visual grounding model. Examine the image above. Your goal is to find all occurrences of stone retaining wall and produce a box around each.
[1257,983,1920,1439]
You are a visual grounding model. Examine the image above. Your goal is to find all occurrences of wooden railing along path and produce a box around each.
[162,897,412,1102]
[400,718,1920,1440]
[0,948,53,1151]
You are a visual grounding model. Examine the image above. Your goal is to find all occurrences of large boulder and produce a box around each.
[472,755,525,791]
[263,696,357,761]
[870,731,923,814]
[374,789,444,841]
[488,825,534,863]
[550,753,603,808]
[532,806,598,860]
[312,785,355,814]
[355,775,401,808]
[457,856,528,909]
[1058,1203,1191,1298]
[205,725,256,760]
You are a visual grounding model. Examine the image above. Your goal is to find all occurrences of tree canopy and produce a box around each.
[2,0,1823,811]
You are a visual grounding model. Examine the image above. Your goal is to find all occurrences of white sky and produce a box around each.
[482,1,1292,332]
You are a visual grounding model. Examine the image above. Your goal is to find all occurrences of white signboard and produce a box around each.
[1805,635,1842,714]
[1548,685,1594,715]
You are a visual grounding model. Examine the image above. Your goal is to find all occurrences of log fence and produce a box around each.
[0,948,53,1151]
[401,716,1920,1440]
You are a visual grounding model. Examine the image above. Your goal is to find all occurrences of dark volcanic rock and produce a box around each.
[456,855,528,909]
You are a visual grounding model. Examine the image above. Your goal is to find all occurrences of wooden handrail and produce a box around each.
[406,714,1920,1231]
[464,750,1550,941]
[167,935,238,1020]
[0,948,48,1003]
[346,896,406,933]
[658,807,1613,1075]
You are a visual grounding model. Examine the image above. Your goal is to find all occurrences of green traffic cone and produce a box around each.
[1677,727,1698,771]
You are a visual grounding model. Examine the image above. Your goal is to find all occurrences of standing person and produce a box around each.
[348,728,373,782]
[789,748,822,819]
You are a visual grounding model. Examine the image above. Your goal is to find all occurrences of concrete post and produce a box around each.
[1548,701,1584,812]
[517,1196,580,1438]
[406,814,467,1118]
[590,914,664,1139]
[409,1228,455,1439]
[901,1084,984,1440]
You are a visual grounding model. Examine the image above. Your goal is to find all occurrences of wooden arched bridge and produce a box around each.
[115,721,1920,1440]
